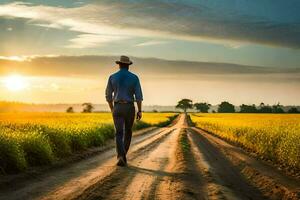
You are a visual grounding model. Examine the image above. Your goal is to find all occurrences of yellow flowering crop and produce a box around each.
[191,113,300,169]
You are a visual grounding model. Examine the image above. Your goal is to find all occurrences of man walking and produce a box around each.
[105,55,143,166]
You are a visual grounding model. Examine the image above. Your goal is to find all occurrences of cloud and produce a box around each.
[0,55,58,62]
[0,55,28,61]
[34,23,63,29]
[65,34,129,48]
[0,2,134,48]
[0,55,299,80]
[136,40,169,47]
[0,1,300,48]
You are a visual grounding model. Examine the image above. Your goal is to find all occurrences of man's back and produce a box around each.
[106,68,143,103]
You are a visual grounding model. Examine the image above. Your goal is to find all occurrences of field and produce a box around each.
[0,112,177,173]
[190,113,300,169]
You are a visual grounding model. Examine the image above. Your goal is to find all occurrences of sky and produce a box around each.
[0,0,299,105]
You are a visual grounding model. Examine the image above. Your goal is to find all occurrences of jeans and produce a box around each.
[112,103,135,160]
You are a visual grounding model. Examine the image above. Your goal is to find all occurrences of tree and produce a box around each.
[272,103,284,113]
[259,102,265,107]
[66,106,74,113]
[240,104,258,113]
[82,103,94,113]
[218,101,235,113]
[176,99,193,113]
[259,102,273,113]
[288,107,299,113]
[194,102,211,113]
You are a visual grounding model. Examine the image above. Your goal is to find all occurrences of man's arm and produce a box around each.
[137,101,142,112]
[105,76,114,112]
[135,77,143,120]
[136,101,142,121]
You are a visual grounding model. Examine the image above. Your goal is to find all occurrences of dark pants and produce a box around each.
[113,103,135,161]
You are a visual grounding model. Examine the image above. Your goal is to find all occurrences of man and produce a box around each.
[105,55,143,167]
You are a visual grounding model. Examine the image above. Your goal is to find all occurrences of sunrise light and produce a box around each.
[4,74,28,91]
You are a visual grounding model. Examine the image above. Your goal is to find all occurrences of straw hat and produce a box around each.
[116,55,133,65]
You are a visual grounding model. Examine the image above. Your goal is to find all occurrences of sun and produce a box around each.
[4,74,28,91]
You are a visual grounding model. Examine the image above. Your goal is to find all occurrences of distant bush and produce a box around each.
[218,101,235,113]
[288,107,299,113]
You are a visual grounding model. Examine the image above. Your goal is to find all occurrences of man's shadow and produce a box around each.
[121,165,180,178]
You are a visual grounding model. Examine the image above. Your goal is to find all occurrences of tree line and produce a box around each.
[66,100,299,113]
[175,99,299,113]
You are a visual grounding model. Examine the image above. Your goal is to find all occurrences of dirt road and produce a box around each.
[0,114,299,200]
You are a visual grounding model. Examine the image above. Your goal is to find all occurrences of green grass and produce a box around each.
[156,114,179,127]
[179,129,190,153]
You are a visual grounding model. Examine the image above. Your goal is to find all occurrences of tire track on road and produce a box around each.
[76,129,176,200]
[188,128,266,200]
[154,127,206,200]
[190,127,300,200]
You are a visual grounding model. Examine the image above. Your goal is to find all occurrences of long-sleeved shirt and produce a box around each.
[105,68,143,102]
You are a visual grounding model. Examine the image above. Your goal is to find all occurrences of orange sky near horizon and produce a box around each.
[0,70,299,106]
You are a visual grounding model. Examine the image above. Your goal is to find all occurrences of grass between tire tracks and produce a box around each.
[179,129,190,154]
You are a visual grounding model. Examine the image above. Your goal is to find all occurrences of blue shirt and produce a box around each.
[105,68,143,102]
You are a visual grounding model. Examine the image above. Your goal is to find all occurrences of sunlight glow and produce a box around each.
[4,74,28,91]
[0,56,28,62]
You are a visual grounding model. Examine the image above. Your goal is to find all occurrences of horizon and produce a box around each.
[1,100,300,106]
[0,1,300,105]
[1,100,299,114]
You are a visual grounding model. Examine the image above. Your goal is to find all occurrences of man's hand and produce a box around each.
[108,101,114,113]
[136,101,142,121]
[136,111,142,121]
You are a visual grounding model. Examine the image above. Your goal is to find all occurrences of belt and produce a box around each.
[114,100,134,104]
